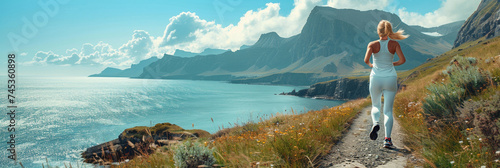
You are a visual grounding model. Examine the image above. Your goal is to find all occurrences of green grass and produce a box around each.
[91,36,500,168]
[393,36,500,167]
[113,98,370,168]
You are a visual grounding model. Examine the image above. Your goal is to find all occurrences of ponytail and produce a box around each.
[377,20,408,40]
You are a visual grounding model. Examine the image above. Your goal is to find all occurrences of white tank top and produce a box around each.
[370,39,397,77]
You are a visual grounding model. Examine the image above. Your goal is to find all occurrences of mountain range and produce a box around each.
[92,6,463,85]
[173,48,229,57]
[89,56,159,77]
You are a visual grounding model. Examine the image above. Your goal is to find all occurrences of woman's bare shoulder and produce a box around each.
[368,40,379,47]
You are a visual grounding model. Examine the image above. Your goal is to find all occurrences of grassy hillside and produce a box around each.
[90,37,499,168]
[112,99,370,168]
[393,36,500,167]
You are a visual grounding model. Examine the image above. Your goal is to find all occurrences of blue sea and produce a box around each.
[0,77,344,167]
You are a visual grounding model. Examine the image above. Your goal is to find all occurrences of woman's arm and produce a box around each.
[393,42,406,66]
[364,43,374,68]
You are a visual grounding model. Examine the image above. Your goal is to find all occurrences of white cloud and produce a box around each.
[31,30,158,68]
[159,0,322,52]
[120,30,154,60]
[326,0,391,11]
[160,12,215,46]
[66,48,78,55]
[398,0,481,27]
[28,51,78,65]
[76,42,121,66]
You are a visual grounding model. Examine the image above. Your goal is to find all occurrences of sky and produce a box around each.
[0,0,481,76]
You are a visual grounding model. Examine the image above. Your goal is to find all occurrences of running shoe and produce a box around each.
[383,137,393,148]
[369,125,380,140]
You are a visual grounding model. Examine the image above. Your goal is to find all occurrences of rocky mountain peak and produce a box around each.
[253,32,283,48]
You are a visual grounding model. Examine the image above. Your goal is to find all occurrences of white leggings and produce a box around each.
[369,76,397,138]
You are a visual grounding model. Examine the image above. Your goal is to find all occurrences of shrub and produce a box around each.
[423,83,464,119]
[458,91,500,152]
[444,56,488,96]
[423,56,489,120]
[173,140,216,168]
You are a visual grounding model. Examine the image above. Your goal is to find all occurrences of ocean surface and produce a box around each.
[0,77,345,167]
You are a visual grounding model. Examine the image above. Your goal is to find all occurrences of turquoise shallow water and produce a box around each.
[0,77,344,167]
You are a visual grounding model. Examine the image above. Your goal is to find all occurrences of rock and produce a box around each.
[283,77,370,100]
[81,122,209,165]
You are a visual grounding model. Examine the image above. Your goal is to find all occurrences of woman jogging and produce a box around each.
[364,20,407,148]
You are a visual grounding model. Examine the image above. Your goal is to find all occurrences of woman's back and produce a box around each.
[370,39,396,77]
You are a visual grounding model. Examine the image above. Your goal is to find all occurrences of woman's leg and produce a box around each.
[382,77,398,138]
[369,76,382,125]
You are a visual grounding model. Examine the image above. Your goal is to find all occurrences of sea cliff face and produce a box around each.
[282,78,370,100]
[231,72,339,86]
[454,0,500,48]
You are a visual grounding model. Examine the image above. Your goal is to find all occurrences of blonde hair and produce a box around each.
[377,20,408,40]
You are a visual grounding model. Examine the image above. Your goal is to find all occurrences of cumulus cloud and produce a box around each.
[398,0,481,27]
[66,48,78,55]
[29,51,79,65]
[31,30,157,68]
[159,0,322,52]
[160,12,214,46]
[326,0,391,11]
[120,30,154,60]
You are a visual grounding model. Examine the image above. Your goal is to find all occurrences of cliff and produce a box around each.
[453,0,500,48]
[231,72,339,86]
[282,77,370,100]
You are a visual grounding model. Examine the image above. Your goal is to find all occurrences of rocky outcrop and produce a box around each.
[81,123,209,165]
[282,77,370,100]
[231,72,339,86]
[453,0,500,48]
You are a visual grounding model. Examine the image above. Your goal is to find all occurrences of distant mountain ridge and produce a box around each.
[454,0,500,48]
[173,48,229,57]
[89,56,159,77]
[410,20,465,36]
[138,6,461,85]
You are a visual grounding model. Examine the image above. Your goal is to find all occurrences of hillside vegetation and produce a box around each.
[393,36,500,167]
[113,37,499,168]
[84,34,493,168]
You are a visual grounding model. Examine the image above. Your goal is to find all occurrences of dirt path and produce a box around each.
[319,106,416,168]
